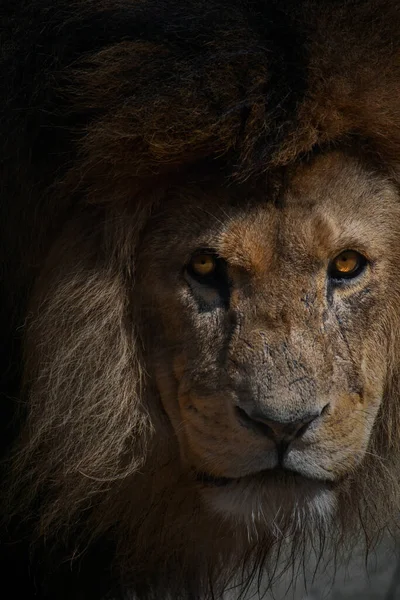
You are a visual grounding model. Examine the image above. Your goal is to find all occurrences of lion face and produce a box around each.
[138,151,400,524]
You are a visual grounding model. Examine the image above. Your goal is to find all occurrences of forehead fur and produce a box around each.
[144,152,400,264]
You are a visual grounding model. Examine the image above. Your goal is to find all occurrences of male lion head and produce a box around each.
[3,1,400,599]
[136,151,400,528]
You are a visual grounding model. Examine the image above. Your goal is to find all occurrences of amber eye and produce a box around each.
[189,253,217,277]
[329,250,367,280]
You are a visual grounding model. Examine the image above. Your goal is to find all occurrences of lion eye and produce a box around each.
[329,250,367,280]
[185,251,230,306]
[189,254,217,277]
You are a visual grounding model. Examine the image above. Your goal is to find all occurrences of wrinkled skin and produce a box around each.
[137,151,400,522]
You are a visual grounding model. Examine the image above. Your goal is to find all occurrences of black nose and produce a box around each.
[236,405,325,444]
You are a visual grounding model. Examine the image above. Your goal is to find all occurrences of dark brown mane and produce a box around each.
[2,1,400,599]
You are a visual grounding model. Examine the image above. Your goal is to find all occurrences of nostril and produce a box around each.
[292,407,327,438]
[321,402,331,417]
[294,420,312,439]
[235,406,276,440]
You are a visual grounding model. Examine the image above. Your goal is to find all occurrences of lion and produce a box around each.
[3,1,400,599]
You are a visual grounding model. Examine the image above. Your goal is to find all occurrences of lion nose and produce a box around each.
[235,405,326,445]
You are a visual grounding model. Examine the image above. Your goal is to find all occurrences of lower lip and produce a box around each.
[195,467,305,487]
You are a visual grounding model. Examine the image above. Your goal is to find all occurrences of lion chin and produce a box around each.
[199,471,336,527]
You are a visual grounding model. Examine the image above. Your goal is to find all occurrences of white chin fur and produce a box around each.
[203,477,337,535]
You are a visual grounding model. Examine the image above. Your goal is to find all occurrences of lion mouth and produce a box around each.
[194,467,308,487]
[195,472,235,487]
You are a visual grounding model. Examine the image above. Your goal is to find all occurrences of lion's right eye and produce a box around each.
[189,254,217,277]
[185,251,230,307]
[186,251,223,283]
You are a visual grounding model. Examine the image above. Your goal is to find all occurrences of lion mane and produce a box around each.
[2,1,400,599]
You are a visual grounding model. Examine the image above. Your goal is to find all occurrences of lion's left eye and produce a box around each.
[329,250,368,281]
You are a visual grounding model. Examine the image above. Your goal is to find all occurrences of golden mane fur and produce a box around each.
[2,1,400,599]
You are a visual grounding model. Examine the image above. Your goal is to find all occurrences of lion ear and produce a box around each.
[10,207,152,535]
